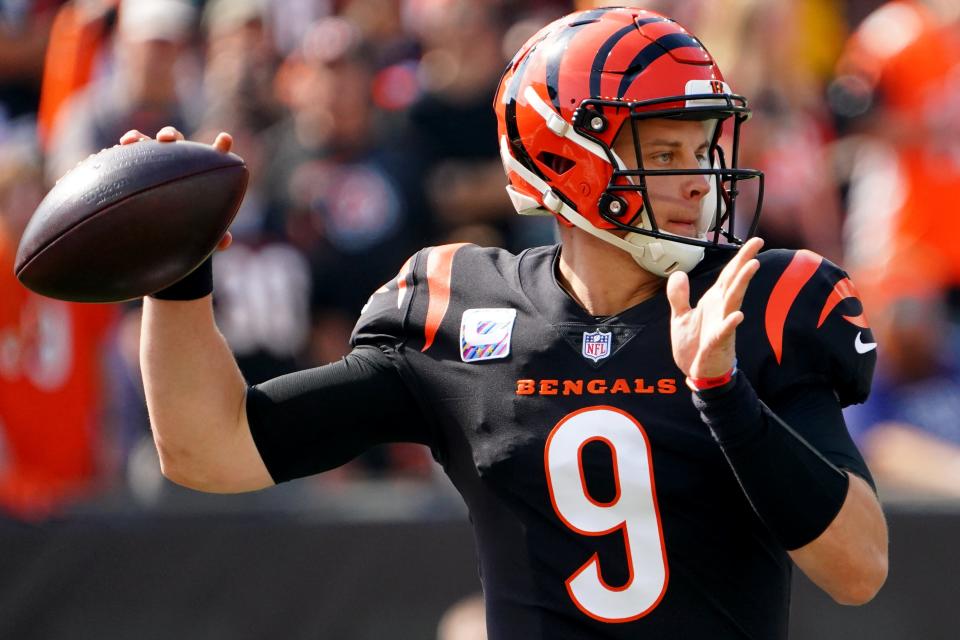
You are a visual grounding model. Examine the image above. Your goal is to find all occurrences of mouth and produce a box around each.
[661,219,700,237]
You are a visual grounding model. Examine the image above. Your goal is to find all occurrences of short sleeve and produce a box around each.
[350,251,421,349]
[740,249,877,407]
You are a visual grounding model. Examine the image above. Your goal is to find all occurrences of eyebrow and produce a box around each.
[644,139,710,151]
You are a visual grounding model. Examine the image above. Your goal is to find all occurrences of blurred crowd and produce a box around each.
[1,0,960,522]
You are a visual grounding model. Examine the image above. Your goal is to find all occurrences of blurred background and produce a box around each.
[1,0,959,638]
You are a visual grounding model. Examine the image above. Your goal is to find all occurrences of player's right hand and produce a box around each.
[118,126,234,252]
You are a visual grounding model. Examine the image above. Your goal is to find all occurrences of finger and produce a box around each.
[216,231,233,252]
[155,126,185,142]
[212,132,233,154]
[723,258,760,316]
[119,129,149,145]
[711,310,744,347]
[666,271,692,317]
[718,236,764,287]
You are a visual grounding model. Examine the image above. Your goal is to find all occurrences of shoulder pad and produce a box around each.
[350,243,473,350]
[739,249,876,406]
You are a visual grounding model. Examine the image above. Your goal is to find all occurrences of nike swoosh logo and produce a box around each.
[854,332,877,354]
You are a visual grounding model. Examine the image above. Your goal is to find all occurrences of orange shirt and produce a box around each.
[0,227,117,519]
[840,1,960,298]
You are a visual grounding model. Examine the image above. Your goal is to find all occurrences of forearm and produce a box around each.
[140,295,268,492]
[694,375,887,603]
[789,474,888,604]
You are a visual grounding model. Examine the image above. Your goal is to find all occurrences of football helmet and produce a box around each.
[494,8,764,276]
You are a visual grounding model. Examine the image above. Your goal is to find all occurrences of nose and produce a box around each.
[681,171,710,203]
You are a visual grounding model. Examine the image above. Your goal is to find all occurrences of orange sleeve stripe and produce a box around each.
[764,250,822,364]
[817,278,869,329]
[422,244,467,352]
[396,255,413,308]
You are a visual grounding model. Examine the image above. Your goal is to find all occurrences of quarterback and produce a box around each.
[136,8,887,639]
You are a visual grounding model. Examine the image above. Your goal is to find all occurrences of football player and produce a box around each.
[133,8,887,639]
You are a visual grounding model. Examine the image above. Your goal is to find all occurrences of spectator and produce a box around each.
[401,0,554,250]
[45,0,200,183]
[197,0,311,385]
[0,0,60,128]
[834,0,960,302]
[844,291,960,498]
[36,0,117,147]
[0,140,117,520]
[264,16,434,362]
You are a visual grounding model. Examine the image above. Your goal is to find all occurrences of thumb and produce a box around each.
[666,271,691,317]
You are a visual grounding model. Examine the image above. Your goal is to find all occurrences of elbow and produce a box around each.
[154,434,227,493]
[156,444,207,492]
[829,553,888,606]
[157,454,205,492]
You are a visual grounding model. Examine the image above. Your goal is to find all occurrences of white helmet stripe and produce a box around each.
[523,86,610,163]
[499,136,649,256]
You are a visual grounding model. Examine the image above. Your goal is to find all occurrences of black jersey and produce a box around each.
[251,243,875,639]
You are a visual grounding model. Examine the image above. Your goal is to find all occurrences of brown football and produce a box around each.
[14,140,248,302]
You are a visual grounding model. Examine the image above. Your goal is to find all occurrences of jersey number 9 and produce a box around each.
[544,406,669,622]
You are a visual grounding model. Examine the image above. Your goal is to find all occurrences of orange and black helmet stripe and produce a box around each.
[615,32,707,99]
[589,15,668,99]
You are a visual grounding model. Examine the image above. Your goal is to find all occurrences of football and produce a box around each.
[14,140,248,302]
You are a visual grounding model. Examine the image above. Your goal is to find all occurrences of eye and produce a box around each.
[650,151,672,164]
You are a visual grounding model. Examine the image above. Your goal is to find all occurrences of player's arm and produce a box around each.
[788,472,887,605]
[667,239,887,605]
[143,289,428,493]
[128,126,268,493]
[137,127,429,492]
[142,291,270,492]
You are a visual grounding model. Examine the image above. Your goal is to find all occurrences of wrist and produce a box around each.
[686,362,737,392]
[149,255,214,301]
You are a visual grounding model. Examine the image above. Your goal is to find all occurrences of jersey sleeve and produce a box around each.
[247,345,429,483]
[350,243,472,353]
[350,250,421,349]
[741,249,877,407]
[769,383,876,490]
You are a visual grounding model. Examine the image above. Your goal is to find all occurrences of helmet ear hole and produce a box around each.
[537,151,575,176]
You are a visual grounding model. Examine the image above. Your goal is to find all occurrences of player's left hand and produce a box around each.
[666,237,763,380]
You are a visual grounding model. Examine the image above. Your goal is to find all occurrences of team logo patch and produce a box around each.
[684,79,732,107]
[460,308,517,362]
[582,329,612,363]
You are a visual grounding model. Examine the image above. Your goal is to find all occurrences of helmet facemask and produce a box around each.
[578,93,765,275]
[494,8,766,277]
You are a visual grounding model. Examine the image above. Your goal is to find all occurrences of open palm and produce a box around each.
[666,237,764,380]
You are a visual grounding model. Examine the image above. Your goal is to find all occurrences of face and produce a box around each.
[611,118,713,238]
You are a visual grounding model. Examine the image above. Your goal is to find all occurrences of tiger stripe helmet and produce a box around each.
[494,7,764,276]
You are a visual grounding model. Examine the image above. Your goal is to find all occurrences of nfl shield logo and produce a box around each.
[582,329,612,363]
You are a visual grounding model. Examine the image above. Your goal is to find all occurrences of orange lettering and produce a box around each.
[587,379,608,394]
[610,378,631,394]
[562,380,584,396]
[539,379,559,395]
[657,378,677,394]
[634,378,655,394]
[516,379,535,395]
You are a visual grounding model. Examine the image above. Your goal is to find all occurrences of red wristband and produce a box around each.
[686,366,736,392]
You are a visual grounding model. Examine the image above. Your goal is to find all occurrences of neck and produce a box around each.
[556,225,664,316]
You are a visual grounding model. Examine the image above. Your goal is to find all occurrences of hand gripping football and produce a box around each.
[14,140,248,302]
